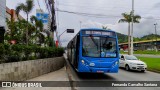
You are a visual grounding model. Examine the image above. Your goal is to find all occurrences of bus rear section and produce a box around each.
[78,29,119,73]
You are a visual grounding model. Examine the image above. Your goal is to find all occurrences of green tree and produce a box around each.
[30,15,45,46]
[16,0,34,45]
[118,12,141,54]
[6,18,29,44]
[30,15,43,32]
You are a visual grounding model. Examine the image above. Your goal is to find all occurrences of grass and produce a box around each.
[120,50,160,55]
[137,57,160,73]
[134,50,160,55]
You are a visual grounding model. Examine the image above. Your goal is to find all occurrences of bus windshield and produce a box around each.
[82,36,117,58]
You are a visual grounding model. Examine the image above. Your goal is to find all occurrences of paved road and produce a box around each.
[64,54,160,90]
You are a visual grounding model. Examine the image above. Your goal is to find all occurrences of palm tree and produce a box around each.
[30,15,45,45]
[102,26,108,30]
[6,18,32,44]
[118,12,141,55]
[30,15,43,32]
[102,25,111,30]
[16,0,34,45]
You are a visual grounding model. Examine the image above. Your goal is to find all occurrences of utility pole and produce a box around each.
[49,0,57,46]
[131,0,134,55]
[154,23,158,52]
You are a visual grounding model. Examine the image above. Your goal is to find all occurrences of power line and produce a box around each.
[56,9,121,17]
[56,9,160,20]
[59,4,155,16]
[42,0,48,12]
[36,0,43,12]
[45,0,51,16]
[60,4,154,14]
[57,3,160,17]
[58,2,151,10]
[55,0,61,45]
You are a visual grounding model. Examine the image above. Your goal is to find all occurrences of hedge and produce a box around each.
[0,44,64,64]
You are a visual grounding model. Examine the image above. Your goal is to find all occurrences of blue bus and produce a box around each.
[67,28,119,73]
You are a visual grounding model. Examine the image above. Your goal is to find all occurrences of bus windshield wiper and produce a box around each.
[90,35,99,50]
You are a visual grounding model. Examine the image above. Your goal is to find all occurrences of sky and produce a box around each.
[6,0,160,46]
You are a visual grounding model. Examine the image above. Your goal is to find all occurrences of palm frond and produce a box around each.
[15,3,25,16]
[133,15,141,23]
[119,12,141,23]
[119,13,132,23]
[118,19,128,23]
[38,20,44,31]
[30,15,38,23]
[26,0,34,13]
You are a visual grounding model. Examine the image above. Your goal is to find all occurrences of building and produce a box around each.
[0,0,6,27]
[36,9,53,47]
[6,7,24,33]
[119,39,160,51]
[6,7,24,21]
[36,9,51,31]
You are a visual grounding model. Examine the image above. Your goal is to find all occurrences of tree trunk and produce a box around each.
[128,23,131,55]
[26,14,29,45]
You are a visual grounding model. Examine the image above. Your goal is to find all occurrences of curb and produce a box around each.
[147,69,160,74]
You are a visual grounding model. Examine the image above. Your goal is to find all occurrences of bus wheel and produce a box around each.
[125,65,130,71]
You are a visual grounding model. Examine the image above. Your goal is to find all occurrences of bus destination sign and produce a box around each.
[82,30,115,36]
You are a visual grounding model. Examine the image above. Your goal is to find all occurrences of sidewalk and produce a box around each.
[1,67,71,90]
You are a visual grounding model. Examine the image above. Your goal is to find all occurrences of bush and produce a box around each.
[0,44,64,64]
[0,44,5,57]
[0,44,5,63]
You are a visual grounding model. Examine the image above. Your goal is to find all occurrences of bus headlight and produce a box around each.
[112,61,118,67]
[115,61,119,65]
[81,60,85,64]
[89,63,95,67]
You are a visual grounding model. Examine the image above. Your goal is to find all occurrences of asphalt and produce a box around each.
[64,54,160,90]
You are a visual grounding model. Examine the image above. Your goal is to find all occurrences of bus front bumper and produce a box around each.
[78,63,119,73]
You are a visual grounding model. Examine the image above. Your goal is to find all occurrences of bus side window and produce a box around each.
[75,35,80,68]
[76,35,80,55]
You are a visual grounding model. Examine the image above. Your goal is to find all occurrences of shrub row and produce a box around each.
[0,44,64,63]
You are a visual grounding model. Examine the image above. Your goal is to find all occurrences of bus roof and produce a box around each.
[80,28,115,33]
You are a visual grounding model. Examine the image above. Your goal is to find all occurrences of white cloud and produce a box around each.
[7,0,160,47]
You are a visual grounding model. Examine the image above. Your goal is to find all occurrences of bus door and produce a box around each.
[74,34,80,69]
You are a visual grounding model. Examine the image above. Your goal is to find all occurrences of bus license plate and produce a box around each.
[97,71,104,73]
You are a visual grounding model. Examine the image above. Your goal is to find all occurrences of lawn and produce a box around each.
[120,50,160,55]
[137,57,160,73]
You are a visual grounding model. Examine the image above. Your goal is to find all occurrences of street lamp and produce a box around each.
[58,29,74,46]
[131,0,134,55]
[154,23,158,52]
